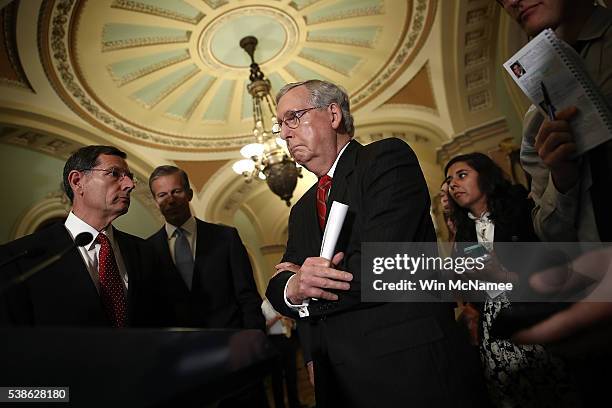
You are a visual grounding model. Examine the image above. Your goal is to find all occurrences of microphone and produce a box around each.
[0,232,93,294]
[0,247,45,270]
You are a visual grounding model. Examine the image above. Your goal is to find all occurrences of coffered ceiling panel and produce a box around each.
[38,0,436,151]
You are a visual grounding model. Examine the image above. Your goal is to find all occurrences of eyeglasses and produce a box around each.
[275,106,322,131]
[84,167,136,183]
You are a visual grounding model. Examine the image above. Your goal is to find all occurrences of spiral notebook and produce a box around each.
[503,28,612,156]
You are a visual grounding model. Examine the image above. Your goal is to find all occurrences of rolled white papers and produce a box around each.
[320,201,349,260]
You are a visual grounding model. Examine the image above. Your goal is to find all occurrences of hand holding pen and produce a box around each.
[540,81,556,120]
[535,83,579,192]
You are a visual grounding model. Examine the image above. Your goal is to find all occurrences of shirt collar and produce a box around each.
[327,140,351,178]
[576,6,612,42]
[468,211,491,222]
[64,211,106,250]
[165,216,196,239]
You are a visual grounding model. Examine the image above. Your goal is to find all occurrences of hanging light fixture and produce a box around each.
[232,36,301,206]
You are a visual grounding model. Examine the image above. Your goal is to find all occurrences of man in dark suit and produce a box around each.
[0,145,165,327]
[266,80,488,407]
[147,166,268,408]
[147,165,264,330]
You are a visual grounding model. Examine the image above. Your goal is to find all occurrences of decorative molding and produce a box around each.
[306,33,377,48]
[39,0,254,150]
[223,182,256,214]
[110,0,204,24]
[101,31,191,52]
[351,0,436,109]
[203,0,228,10]
[467,90,491,112]
[305,3,384,25]
[108,52,191,86]
[436,117,509,165]
[0,129,79,158]
[465,68,488,90]
[11,191,70,240]
[459,1,497,115]
[289,0,322,11]
[0,1,34,91]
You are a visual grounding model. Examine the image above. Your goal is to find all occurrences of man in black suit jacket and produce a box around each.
[147,165,264,330]
[266,80,488,407]
[0,145,165,327]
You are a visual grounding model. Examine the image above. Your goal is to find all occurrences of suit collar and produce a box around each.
[326,139,352,177]
[64,211,99,250]
[164,216,196,239]
[328,140,360,207]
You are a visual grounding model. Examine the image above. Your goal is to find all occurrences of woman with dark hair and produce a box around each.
[445,152,578,407]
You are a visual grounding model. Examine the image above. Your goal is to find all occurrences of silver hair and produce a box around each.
[276,80,355,137]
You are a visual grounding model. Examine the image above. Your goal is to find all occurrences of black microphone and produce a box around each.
[0,232,93,294]
[0,247,45,270]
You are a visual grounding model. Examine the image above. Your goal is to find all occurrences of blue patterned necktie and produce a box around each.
[174,228,194,290]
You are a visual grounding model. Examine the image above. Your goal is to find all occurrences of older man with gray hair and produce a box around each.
[266,80,488,407]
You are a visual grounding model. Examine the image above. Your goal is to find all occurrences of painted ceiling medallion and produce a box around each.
[199,6,298,71]
[39,0,435,151]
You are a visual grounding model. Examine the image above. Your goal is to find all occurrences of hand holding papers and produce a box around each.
[503,29,612,156]
[320,201,349,260]
[284,202,352,316]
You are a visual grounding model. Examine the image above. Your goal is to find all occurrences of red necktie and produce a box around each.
[317,175,332,230]
[97,233,128,328]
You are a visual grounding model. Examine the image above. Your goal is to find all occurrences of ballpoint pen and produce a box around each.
[540,81,556,120]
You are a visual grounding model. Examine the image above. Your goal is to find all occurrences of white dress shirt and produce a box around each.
[64,211,129,294]
[283,141,352,316]
[468,211,503,299]
[261,298,290,336]
[164,216,197,264]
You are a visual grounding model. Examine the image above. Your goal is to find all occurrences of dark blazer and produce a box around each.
[454,185,542,281]
[147,219,264,330]
[266,139,488,407]
[0,222,167,327]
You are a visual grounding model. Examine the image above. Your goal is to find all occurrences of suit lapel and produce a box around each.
[156,228,177,273]
[194,219,214,288]
[310,140,360,258]
[154,226,190,292]
[303,186,323,251]
[57,225,101,298]
[114,228,137,281]
[327,140,359,209]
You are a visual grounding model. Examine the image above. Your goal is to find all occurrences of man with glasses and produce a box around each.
[0,145,167,327]
[266,80,487,407]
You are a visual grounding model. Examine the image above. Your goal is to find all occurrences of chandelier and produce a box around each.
[232,36,301,206]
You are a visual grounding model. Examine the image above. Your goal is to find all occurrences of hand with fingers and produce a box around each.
[275,261,301,275]
[512,246,612,345]
[284,252,353,305]
[535,106,580,193]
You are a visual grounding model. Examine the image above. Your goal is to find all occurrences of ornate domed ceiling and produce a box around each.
[39,0,436,151]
